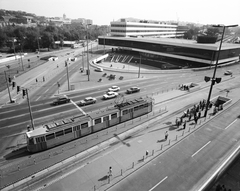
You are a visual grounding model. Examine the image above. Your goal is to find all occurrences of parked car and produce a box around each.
[108,85,120,92]
[224,70,232,75]
[126,87,140,94]
[95,67,103,72]
[52,95,70,105]
[103,92,118,100]
[78,97,97,106]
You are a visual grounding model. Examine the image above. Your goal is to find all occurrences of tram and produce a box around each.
[26,97,153,152]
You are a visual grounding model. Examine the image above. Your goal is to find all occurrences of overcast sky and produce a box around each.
[1,0,240,26]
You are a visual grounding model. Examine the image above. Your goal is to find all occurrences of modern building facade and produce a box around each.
[110,18,188,38]
[98,36,240,69]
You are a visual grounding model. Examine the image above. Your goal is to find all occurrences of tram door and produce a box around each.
[103,116,110,128]
[129,108,134,119]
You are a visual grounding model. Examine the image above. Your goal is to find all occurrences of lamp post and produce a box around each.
[4,71,13,103]
[25,88,35,129]
[138,54,141,78]
[204,24,238,117]
[37,36,41,53]
[65,61,70,91]
[86,24,91,81]
[12,38,17,60]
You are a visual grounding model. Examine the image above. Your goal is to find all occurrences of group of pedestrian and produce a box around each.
[215,184,231,191]
[179,84,190,91]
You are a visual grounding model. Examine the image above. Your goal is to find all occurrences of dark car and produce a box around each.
[52,96,70,105]
[126,87,140,94]
[79,97,97,106]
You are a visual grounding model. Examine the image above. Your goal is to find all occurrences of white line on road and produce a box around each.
[225,119,238,129]
[192,141,211,157]
[149,176,168,191]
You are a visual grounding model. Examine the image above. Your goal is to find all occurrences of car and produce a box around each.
[224,70,232,75]
[52,95,70,105]
[79,97,97,106]
[95,67,103,72]
[126,87,140,94]
[103,92,118,100]
[108,86,120,92]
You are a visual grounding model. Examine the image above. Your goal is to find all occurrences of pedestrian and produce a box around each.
[165,131,168,140]
[194,116,198,124]
[43,76,45,82]
[186,109,189,115]
[109,167,112,177]
[146,150,149,157]
[27,125,30,132]
[57,64,59,68]
[183,120,186,129]
[36,78,38,83]
[198,111,201,119]
[180,117,183,125]
[188,114,192,121]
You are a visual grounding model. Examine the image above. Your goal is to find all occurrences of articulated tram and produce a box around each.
[26,97,153,153]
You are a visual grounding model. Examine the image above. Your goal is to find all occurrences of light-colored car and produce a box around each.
[224,70,232,75]
[126,87,140,94]
[95,67,103,72]
[79,97,97,106]
[103,92,118,100]
[108,86,120,92]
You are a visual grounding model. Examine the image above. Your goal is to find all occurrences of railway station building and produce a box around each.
[98,18,240,69]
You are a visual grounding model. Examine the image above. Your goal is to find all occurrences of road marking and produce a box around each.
[225,119,238,129]
[192,141,211,157]
[149,176,168,191]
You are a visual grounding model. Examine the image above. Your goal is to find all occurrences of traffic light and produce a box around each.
[8,77,12,83]
[17,86,20,93]
[22,89,26,96]
[12,81,16,87]
[215,77,222,84]
[65,61,68,67]
[204,76,211,82]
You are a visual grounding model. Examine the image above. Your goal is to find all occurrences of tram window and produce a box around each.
[123,110,128,115]
[111,113,117,119]
[36,136,45,143]
[95,118,102,124]
[28,138,34,145]
[64,128,72,134]
[56,130,64,137]
[46,133,55,140]
[73,125,80,131]
[81,122,88,128]
[103,116,109,121]
[134,106,139,111]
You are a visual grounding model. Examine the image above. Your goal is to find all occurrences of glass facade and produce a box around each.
[99,38,240,64]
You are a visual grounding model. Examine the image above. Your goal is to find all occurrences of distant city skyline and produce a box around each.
[1,0,240,26]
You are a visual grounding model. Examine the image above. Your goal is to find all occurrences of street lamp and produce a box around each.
[204,24,238,117]
[37,36,41,53]
[86,24,92,81]
[138,54,141,78]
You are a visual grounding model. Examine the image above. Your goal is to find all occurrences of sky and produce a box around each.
[1,0,240,26]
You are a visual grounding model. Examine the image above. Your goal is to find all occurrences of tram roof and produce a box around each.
[26,114,88,138]
[99,36,240,51]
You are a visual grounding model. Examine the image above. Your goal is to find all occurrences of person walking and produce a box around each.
[43,76,45,82]
[36,78,38,83]
[183,120,186,129]
[165,131,168,140]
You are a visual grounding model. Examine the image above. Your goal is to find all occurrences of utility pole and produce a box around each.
[86,24,91,81]
[26,89,35,130]
[138,54,141,78]
[65,61,70,91]
[82,51,84,71]
[204,24,238,117]
[4,71,13,103]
